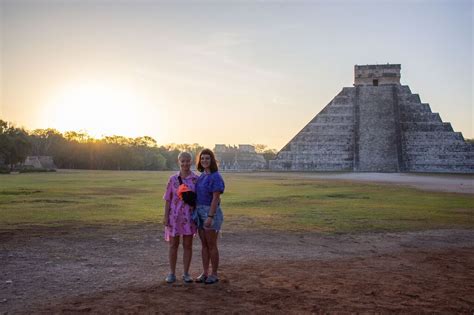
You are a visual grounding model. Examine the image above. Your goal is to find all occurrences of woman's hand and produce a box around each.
[204,217,213,228]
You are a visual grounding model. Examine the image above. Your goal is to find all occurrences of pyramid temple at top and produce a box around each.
[270,64,473,173]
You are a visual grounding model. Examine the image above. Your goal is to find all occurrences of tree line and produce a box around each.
[0,119,276,171]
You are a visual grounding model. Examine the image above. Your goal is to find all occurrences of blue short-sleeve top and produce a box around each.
[196,171,225,206]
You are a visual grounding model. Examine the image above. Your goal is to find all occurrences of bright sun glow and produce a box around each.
[44,81,158,139]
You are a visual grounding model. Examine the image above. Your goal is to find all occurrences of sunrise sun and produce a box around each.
[44,81,152,138]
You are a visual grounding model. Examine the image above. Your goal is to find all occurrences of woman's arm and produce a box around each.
[205,192,221,227]
[163,177,173,226]
[163,200,171,226]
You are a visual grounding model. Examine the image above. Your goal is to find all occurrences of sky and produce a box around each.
[0,0,472,150]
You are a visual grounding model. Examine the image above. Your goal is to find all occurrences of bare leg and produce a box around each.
[168,236,180,274]
[182,235,193,275]
[204,230,219,276]
[198,229,210,275]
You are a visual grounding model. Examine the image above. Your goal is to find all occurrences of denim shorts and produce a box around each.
[192,204,224,231]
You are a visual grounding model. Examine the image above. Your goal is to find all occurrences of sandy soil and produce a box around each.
[1,225,473,314]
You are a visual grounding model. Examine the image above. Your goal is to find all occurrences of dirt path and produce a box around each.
[1,225,473,314]
[240,172,474,193]
[39,248,474,314]
[309,173,474,194]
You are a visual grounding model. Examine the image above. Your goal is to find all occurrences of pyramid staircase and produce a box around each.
[270,65,473,173]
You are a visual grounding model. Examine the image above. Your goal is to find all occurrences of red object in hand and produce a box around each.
[177,184,191,200]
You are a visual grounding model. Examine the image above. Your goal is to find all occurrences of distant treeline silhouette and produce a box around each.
[0,119,202,171]
[0,119,276,171]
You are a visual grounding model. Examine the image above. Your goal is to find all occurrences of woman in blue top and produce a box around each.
[194,148,225,284]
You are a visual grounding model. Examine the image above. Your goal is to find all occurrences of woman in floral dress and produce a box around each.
[162,152,198,283]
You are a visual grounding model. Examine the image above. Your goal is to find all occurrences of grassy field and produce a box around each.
[0,170,472,233]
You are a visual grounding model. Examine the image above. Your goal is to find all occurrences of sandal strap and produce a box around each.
[205,275,219,283]
[196,274,207,282]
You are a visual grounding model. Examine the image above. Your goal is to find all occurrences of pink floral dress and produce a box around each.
[163,172,198,241]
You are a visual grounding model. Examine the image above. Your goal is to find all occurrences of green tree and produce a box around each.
[165,143,204,163]
[2,120,223,171]
[30,128,64,156]
[0,120,32,170]
[0,120,9,163]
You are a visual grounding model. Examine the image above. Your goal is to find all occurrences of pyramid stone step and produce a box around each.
[291,139,353,146]
[323,105,354,115]
[404,144,472,153]
[270,159,353,170]
[331,103,354,107]
[401,122,453,132]
[397,85,412,94]
[312,114,353,124]
[340,87,355,94]
[293,162,354,170]
[406,166,472,173]
[407,159,474,165]
[406,153,474,163]
[331,87,351,96]
[403,141,467,147]
[332,97,353,105]
[291,136,353,143]
[400,103,432,112]
[399,94,421,103]
[400,112,441,122]
[274,152,351,161]
[289,139,353,147]
[292,144,354,153]
[291,152,353,159]
[296,131,353,139]
[408,164,474,173]
[332,88,355,102]
[402,131,464,142]
[307,124,354,133]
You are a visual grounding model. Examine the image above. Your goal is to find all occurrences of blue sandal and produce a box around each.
[182,273,193,283]
[205,275,219,284]
[165,273,176,283]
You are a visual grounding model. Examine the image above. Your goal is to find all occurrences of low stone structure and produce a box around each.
[270,64,473,173]
[215,144,266,171]
[24,156,57,170]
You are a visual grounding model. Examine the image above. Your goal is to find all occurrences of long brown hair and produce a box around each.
[196,148,218,173]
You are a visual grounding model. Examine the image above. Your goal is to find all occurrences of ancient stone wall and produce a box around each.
[215,145,266,171]
[354,64,401,86]
[24,156,57,170]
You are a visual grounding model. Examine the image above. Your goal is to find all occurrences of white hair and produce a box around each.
[178,151,192,161]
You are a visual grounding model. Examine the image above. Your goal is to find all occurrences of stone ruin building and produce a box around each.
[24,156,57,170]
[215,144,266,171]
[270,64,473,173]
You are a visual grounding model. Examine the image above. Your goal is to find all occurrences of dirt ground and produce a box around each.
[1,225,473,314]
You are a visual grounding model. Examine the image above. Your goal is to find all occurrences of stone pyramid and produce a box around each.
[270,64,473,173]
